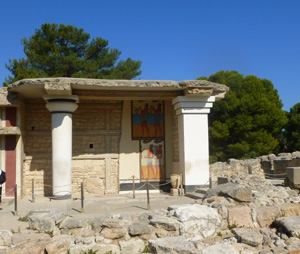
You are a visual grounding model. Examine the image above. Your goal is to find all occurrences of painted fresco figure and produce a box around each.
[155,144,163,178]
[154,103,163,137]
[147,145,156,179]
[140,103,150,137]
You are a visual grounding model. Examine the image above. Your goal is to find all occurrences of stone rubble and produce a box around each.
[2,174,300,253]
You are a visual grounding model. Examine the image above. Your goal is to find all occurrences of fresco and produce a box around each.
[132,101,164,139]
[140,140,165,181]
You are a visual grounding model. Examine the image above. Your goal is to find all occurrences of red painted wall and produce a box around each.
[5,136,16,196]
[6,107,16,127]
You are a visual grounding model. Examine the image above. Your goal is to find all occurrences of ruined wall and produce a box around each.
[210,152,300,185]
[260,152,300,177]
[22,101,122,196]
[210,158,265,185]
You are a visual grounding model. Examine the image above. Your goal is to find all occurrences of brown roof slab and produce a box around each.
[7,77,229,100]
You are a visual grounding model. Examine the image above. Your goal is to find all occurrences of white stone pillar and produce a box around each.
[172,96,215,192]
[44,96,78,199]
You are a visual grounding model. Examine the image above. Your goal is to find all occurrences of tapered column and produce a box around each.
[44,96,78,199]
[172,96,215,192]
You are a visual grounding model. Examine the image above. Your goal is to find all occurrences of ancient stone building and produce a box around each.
[0,78,228,199]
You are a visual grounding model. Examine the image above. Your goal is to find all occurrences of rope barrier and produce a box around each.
[44,183,72,188]
[148,182,159,190]
[119,175,135,182]
[4,187,15,195]
[134,183,147,191]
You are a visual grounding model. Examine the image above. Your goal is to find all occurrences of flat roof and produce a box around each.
[7,77,229,100]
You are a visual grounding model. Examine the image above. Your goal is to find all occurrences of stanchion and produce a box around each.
[32,179,35,202]
[133,175,135,199]
[81,181,84,213]
[14,184,17,216]
[146,181,151,210]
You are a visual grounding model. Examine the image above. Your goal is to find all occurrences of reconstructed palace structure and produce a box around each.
[0,78,228,199]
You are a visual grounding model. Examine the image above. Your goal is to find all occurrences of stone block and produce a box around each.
[217,177,228,185]
[232,228,263,247]
[273,159,289,175]
[280,203,300,217]
[228,206,253,228]
[261,160,272,173]
[170,188,184,196]
[255,206,281,228]
[278,153,292,160]
[290,249,300,254]
[287,167,300,186]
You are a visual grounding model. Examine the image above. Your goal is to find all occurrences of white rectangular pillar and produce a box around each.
[178,113,210,188]
[173,96,215,192]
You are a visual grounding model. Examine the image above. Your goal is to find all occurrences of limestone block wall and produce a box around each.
[23,102,52,196]
[210,158,265,185]
[261,152,300,177]
[210,152,300,185]
[23,156,52,196]
[22,101,122,196]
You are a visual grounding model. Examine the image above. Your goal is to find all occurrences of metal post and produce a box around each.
[81,181,84,213]
[32,179,35,203]
[14,184,17,216]
[146,181,151,210]
[133,175,135,199]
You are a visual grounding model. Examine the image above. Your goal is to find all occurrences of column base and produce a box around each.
[170,188,185,196]
[51,194,72,200]
[184,184,210,193]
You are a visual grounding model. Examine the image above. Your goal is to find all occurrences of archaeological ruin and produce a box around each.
[0,78,228,199]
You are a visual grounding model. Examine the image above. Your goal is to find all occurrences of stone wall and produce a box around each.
[261,152,300,177]
[210,158,265,185]
[23,156,52,196]
[22,101,122,197]
[4,174,300,254]
[210,151,300,185]
[23,102,52,196]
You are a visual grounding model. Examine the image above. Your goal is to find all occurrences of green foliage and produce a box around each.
[228,223,237,230]
[4,23,142,85]
[282,103,300,152]
[81,249,99,254]
[18,216,28,222]
[199,70,287,161]
[44,230,54,237]
[142,246,153,253]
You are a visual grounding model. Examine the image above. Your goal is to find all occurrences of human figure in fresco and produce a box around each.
[147,145,156,179]
[154,103,163,137]
[155,144,163,178]
[140,103,150,137]
[140,148,147,179]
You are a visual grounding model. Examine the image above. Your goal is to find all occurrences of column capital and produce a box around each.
[44,95,79,114]
[172,96,215,115]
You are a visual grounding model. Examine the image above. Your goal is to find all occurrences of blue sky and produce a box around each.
[1,0,299,111]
